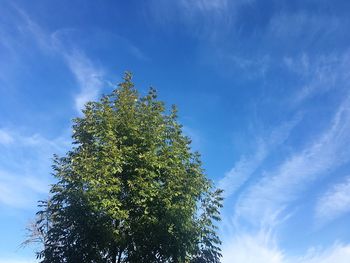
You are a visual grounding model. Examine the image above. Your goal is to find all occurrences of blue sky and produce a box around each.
[1,0,350,262]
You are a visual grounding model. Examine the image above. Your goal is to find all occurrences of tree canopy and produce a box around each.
[30,73,223,263]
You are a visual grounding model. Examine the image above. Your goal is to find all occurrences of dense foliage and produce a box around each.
[30,73,223,263]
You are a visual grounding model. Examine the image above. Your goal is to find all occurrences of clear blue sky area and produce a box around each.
[1,1,350,262]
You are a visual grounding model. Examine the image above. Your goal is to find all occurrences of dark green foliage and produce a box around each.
[30,73,223,263]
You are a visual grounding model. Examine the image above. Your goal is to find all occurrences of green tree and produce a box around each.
[30,73,223,263]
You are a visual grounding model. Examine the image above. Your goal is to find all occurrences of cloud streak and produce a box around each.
[222,230,350,263]
[315,176,350,226]
[0,259,36,263]
[179,0,229,12]
[1,3,106,113]
[0,129,69,208]
[234,95,350,226]
[296,244,350,263]
[64,51,105,112]
[222,230,284,263]
[283,52,350,103]
[0,170,48,208]
[0,129,14,145]
[219,115,300,198]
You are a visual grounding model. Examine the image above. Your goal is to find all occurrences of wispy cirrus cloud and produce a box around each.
[0,129,69,208]
[0,170,48,208]
[219,141,266,198]
[198,4,349,79]
[179,0,229,12]
[0,129,14,145]
[222,230,350,263]
[0,259,36,263]
[222,230,284,263]
[315,176,350,226]
[234,96,350,226]
[219,114,301,198]
[295,244,350,263]
[219,10,350,258]
[267,11,343,43]
[0,3,106,113]
[284,52,350,103]
[63,51,105,112]
[148,0,243,41]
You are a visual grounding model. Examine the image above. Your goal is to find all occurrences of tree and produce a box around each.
[30,72,223,263]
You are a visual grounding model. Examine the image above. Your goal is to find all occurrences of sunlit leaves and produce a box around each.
[31,72,223,263]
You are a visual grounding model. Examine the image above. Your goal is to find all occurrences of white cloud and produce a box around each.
[283,52,350,103]
[315,176,350,226]
[222,231,284,263]
[0,4,106,113]
[226,54,271,78]
[179,0,228,12]
[219,141,266,198]
[268,11,341,41]
[222,230,350,263]
[295,244,350,263]
[64,51,105,112]
[12,4,53,52]
[0,170,46,208]
[0,129,14,145]
[0,259,36,263]
[219,115,300,198]
[149,0,244,42]
[0,130,69,208]
[234,97,350,226]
